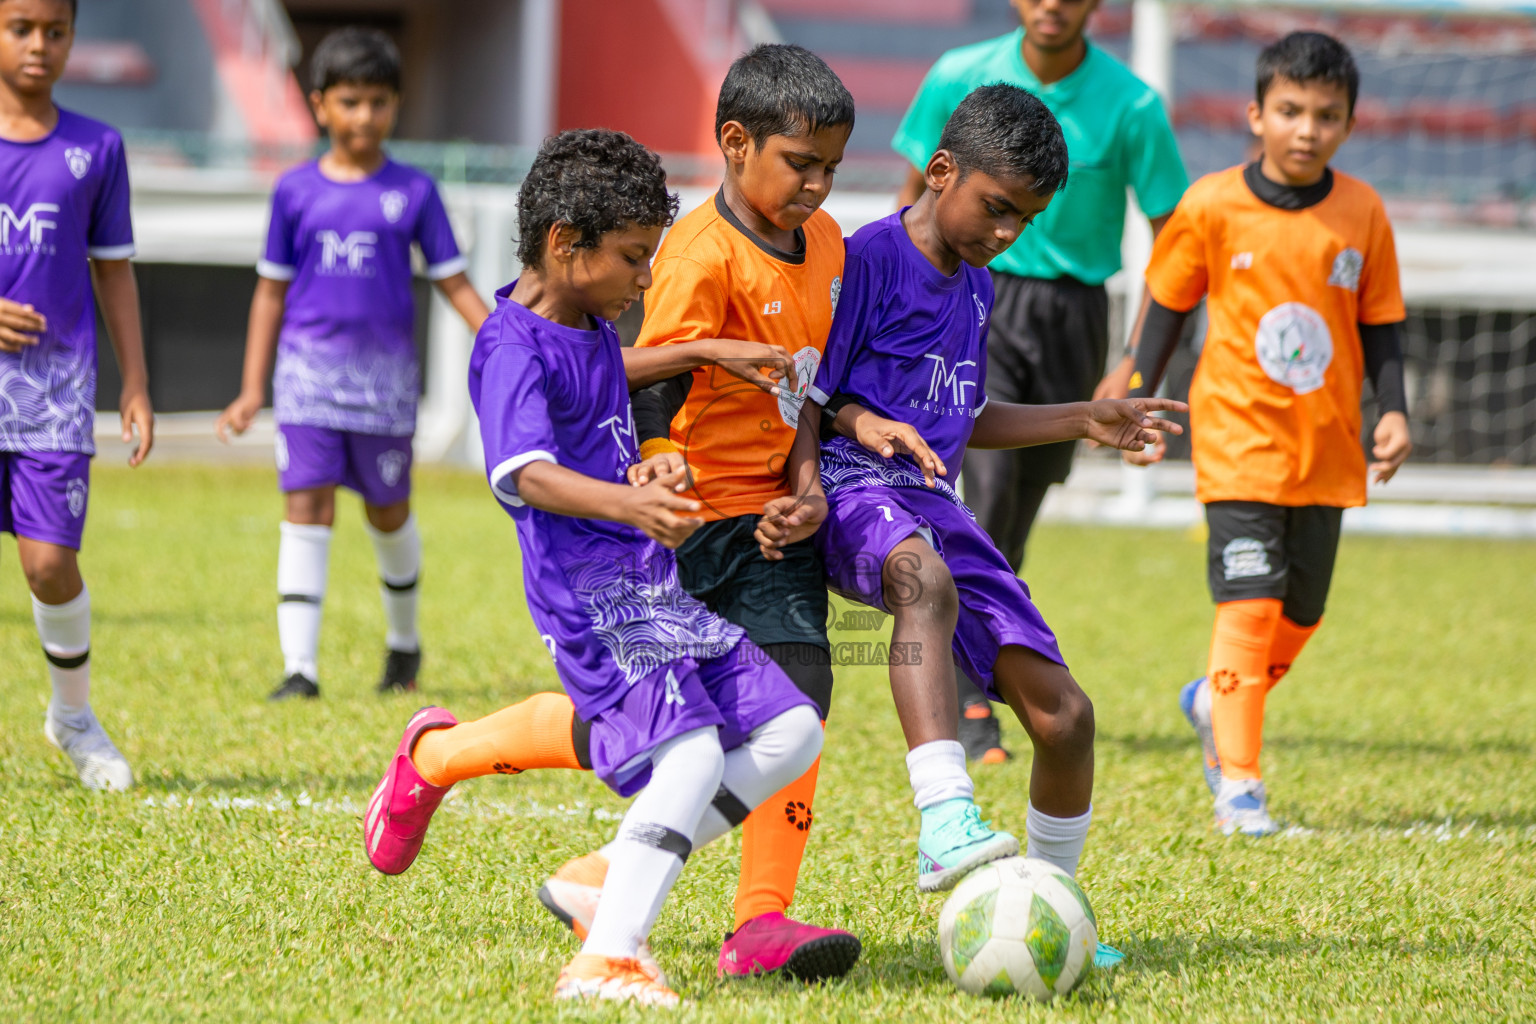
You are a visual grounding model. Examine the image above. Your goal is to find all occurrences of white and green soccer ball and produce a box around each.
[937,856,1097,1001]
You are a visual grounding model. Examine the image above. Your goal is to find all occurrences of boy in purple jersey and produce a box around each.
[797,85,1183,963]
[216,29,490,701]
[362,130,821,1007]
[0,0,153,791]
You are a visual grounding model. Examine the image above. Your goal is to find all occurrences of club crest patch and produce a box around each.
[273,431,289,472]
[1222,537,1271,580]
[1328,247,1363,291]
[66,478,87,518]
[379,190,408,224]
[1255,301,1333,395]
[777,346,821,427]
[64,147,91,179]
[377,449,408,487]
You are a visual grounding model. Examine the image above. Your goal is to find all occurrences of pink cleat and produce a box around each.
[717,912,862,981]
[364,706,457,874]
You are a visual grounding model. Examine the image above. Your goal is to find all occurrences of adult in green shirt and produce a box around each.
[894,0,1188,761]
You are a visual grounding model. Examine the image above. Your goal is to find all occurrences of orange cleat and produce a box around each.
[554,953,680,1008]
[537,852,666,984]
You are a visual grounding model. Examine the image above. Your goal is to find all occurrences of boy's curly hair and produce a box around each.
[516,129,680,269]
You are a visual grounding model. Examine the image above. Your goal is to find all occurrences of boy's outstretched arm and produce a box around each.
[622,338,799,396]
[968,397,1186,453]
[434,271,490,333]
[512,460,704,549]
[91,259,154,467]
[216,277,288,442]
[1112,295,1194,464]
[755,401,828,559]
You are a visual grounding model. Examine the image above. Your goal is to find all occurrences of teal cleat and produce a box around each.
[916,797,1018,892]
[1093,941,1125,970]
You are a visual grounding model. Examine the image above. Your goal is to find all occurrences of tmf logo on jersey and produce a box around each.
[317,230,378,274]
[0,203,60,250]
[923,354,978,407]
[599,409,638,476]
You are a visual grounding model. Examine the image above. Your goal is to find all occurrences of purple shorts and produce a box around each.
[815,484,1065,696]
[275,424,412,506]
[0,450,91,550]
[588,640,814,796]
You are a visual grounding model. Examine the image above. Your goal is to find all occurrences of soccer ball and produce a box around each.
[937,856,1097,1000]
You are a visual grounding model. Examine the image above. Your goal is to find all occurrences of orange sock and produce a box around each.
[1208,599,1282,781]
[733,749,822,929]
[411,691,585,786]
[1265,615,1321,692]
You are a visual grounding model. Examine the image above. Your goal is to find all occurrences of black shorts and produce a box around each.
[675,514,830,650]
[981,271,1110,485]
[1205,501,1344,626]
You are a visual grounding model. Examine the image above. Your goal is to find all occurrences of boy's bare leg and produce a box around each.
[990,645,1095,816]
[884,536,960,749]
[883,536,1018,891]
[991,644,1095,877]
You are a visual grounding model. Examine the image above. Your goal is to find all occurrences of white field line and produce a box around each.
[138,793,1531,844]
[140,789,624,822]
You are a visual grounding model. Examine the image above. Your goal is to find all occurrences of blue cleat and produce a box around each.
[1213,777,1281,837]
[1093,941,1125,970]
[916,798,1018,892]
[1178,676,1222,795]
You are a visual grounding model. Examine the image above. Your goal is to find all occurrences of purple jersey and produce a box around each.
[469,284,743,720]
[261,159,465,436]
[0,109,134,454]
[808,211,993,499]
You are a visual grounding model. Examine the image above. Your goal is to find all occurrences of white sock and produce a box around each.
[34,587,91,717]
[582,727,724,960]
[1026,803,1092,877]
[367,514,421,653]
[906,739,974,810]
[277,522,330,679]
[692,704,823,848]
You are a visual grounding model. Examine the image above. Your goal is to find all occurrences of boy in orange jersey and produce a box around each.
[1121,32,1412,836]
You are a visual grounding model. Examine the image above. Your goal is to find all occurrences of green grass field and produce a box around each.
[3,463,1534,1022]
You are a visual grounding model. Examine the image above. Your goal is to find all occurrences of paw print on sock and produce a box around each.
[491,761,524,775]
[1211,668,1241,695]
[1267,662,1290,682]
[784,800,813,832]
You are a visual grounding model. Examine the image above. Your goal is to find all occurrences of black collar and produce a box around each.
[1243,161,1333,211]
[714,190,805,265]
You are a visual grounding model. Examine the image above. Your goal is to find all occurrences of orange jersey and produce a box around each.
[636,192,844,520]
[1146,166,1405,508]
